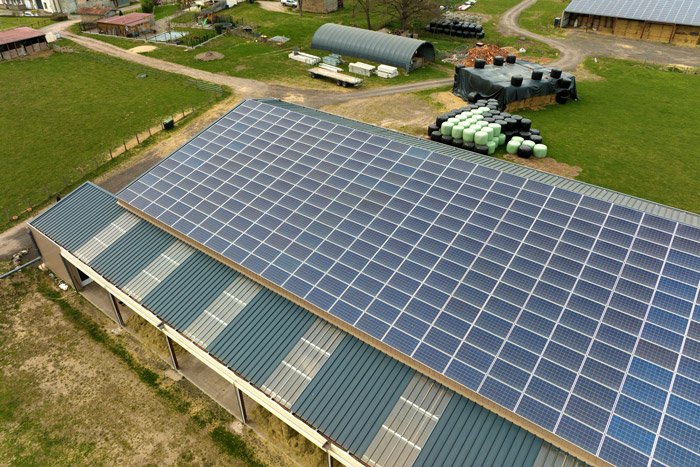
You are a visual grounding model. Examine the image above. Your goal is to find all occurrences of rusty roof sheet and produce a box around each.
[0,26,45,45]
[97,12,152,26]
[75,6,115,15]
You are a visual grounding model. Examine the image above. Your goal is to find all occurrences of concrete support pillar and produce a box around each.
[328,452,333,467]
[60,256,80,291]
[235,385,247,424]
[165,334,179,371]
[108,292,125,328]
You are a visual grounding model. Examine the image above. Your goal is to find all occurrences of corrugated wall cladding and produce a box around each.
[206,288,317,387]
[415,394,543,467]
[258,99,700,227]
[142,252,239,330]
[29,183,126,250]
[292,335,416,456]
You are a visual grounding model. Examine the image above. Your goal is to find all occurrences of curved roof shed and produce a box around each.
[311,23,435,71]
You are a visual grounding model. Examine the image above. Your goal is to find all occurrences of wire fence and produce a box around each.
[0,15,54,30]
[2,47,226,227]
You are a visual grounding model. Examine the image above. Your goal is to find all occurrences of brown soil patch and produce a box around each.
[195,51,224,61]
[322,94,437,137]
[458,44,514,66]
[427,90,468,112]
[573,62,604,81]
[128,45,157,54]
[257,0,293,13]
[234,64,246,71]
[504,154,582,178]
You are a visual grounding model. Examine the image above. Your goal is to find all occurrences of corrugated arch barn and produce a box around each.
[311,23,436,71]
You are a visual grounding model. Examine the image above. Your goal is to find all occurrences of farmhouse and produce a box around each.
[311,24,435,71]
[97,12,154,37]
[0,27,48,60]
[29,99,700,467]
[562,0,700,46]
[75,6,117,23]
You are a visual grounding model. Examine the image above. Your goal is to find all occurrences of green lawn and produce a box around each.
[0,15,54,30]
[154,3,181,21]
[513,58,700,213]
[0,47,216,217]
[519,0,571,37]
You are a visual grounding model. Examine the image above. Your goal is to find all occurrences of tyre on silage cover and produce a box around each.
[533,144,548,158]
[506,54,516,64]
[558,78,571,88]
[550,68,562,78]
[517,144,533,158]
[493,56,504,66]
[474,59,486,69]
[511,75,523,87]
[531,70,543,80]
[431,131,442,141]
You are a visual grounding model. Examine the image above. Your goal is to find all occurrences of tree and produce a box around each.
[355,0,372,29]
[298,0,303,18]
[141,0,154,13]
[380,0,440,30]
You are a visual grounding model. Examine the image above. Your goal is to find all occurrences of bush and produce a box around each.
[214,23,223,34]
[141,0,155,13]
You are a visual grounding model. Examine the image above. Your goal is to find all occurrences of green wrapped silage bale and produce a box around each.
[533,144,548,158]
[479,107,490,112]
[441,122,454,136]
[478,121,489,128]
[488,123,501,137]
[465,118,476,126]
[484,126,495,141]
[510,136,524,144]
[473,114,484,121]
[463,128,476,142]
[452,125,464,139]
[522,140,536,148]
[498,133,506,146]
[506,139,520,154]
[448,117,459,124]
[486,140,497,155]
[474,131,489,145]
[472,109,483,115]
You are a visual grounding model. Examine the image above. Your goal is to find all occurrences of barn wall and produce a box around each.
[566,14,699,46]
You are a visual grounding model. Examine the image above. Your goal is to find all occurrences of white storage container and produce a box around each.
[349,62,376,77]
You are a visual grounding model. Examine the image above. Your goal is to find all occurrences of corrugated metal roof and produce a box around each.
[74,6,115,15]
[310,24,436,71]
[97,12,152,26]
[29,183,588,467]
[257,99,700,228]
[0,26,45,45]
[564,0,700,27]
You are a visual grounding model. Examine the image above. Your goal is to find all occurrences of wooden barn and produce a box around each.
[75,6,117,24]
[562,0,700,46]
[97,12,154,37]
[0,27,49,61]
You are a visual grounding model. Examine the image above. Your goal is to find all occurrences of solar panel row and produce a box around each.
[118,100,700,467]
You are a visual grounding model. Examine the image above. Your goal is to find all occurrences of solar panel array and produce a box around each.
[118,100,700,467]
[565,0,700,27]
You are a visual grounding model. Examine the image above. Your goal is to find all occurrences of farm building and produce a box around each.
[562,0,700,46]
[311,24,435,71]
[96,12,154,37]
[0,27,48,60]
[302,0,342,14]
[75,6,116,23]
[29,98,700,467]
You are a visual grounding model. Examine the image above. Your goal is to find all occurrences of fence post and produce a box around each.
[123,140,127,152]
[26,197,32,210]
[109,148,113,159]
[44,186,50,200]
[4,208,9,223]
[136,133,140,144]
[93,156,98,169]
[182,107,185,117]
[148,127,152,137]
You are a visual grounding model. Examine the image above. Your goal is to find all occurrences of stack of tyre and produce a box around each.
[425,19,485,39]
[427,99,548,158]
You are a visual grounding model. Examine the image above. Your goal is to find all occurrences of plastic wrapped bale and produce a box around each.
[506,54,516,64]
[531,70,543,80]
[498,133,506,146]
[474,59,486,69]
[441,135,453,145]
[448,117,460,124]
[519,119,532,131]
[511,136,524,144]
[463,141,476,151]
[478,121,489,128]
[441,122,454,135]
[486,140,497,155]
[436,114,449,126]
[479,107,490,112]
[431,130,442,142]
[488,123,502,137]
[463,128,476,142]
[530,135,543,144]
[452,125,464,139]
[533,144,548,158]
[506,139,520,154]
[483,126,495,141]
[452,138,464,147]
[473,114,484,121]
[428,123,439,136]
[530,129,540,136]
[475,144,489,155]
[504,118,517,131]
[493,56,504,66]
[474,131,489,145]
[517,144,533,158]
[519,131,532,140]
[472,110,484,116]
[550,68,562,78]
[511,75,523,87]
[522,140,536,148]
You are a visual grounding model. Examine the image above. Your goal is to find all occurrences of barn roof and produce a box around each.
[98,12,152,26]
[564,0,700,27]
[0,27,44,45]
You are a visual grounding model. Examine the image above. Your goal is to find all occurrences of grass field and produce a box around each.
[0,47,217,217]
[514,58,700,213]
[519,0,571,37]
[0,15,54,30]
[154,3,181,21]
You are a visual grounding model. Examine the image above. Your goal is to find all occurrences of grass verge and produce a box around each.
[519,0,571,37]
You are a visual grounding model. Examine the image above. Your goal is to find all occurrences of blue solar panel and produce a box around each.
[118,99,700,467]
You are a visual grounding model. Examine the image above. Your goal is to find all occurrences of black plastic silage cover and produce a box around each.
[452,60,579,110]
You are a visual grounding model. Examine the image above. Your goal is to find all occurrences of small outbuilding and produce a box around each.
[311,24,435,72]
[97,12,155,37]
[562,0,700,46]
[302,0,342,13]
[0,27,49,61]
[75,6,117,24]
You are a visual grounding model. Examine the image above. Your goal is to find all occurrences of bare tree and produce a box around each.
[380,0,440,31]
[298,0,303,17]
[355,0,372,29]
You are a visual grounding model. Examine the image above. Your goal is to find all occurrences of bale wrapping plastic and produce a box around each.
[530,135,543,144]
[475,144,489,155]
[517,144,533,158]
[463,128,476,142]
[519,119,532,131]
[484,126,495,141]
[474,131,489,145]
[441,122,454,135]
[488,123,502,137]
[522,140,536,148]
[510,136,524,144]
[506,140,520,154]
[452,138,463,147]
[441,135,453,145]
[428,123,439,136]
[498,133,506,146]
[486,140,497,155]
[533,144,548,158]
[462,141,476,151]
[452,125,464,139]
